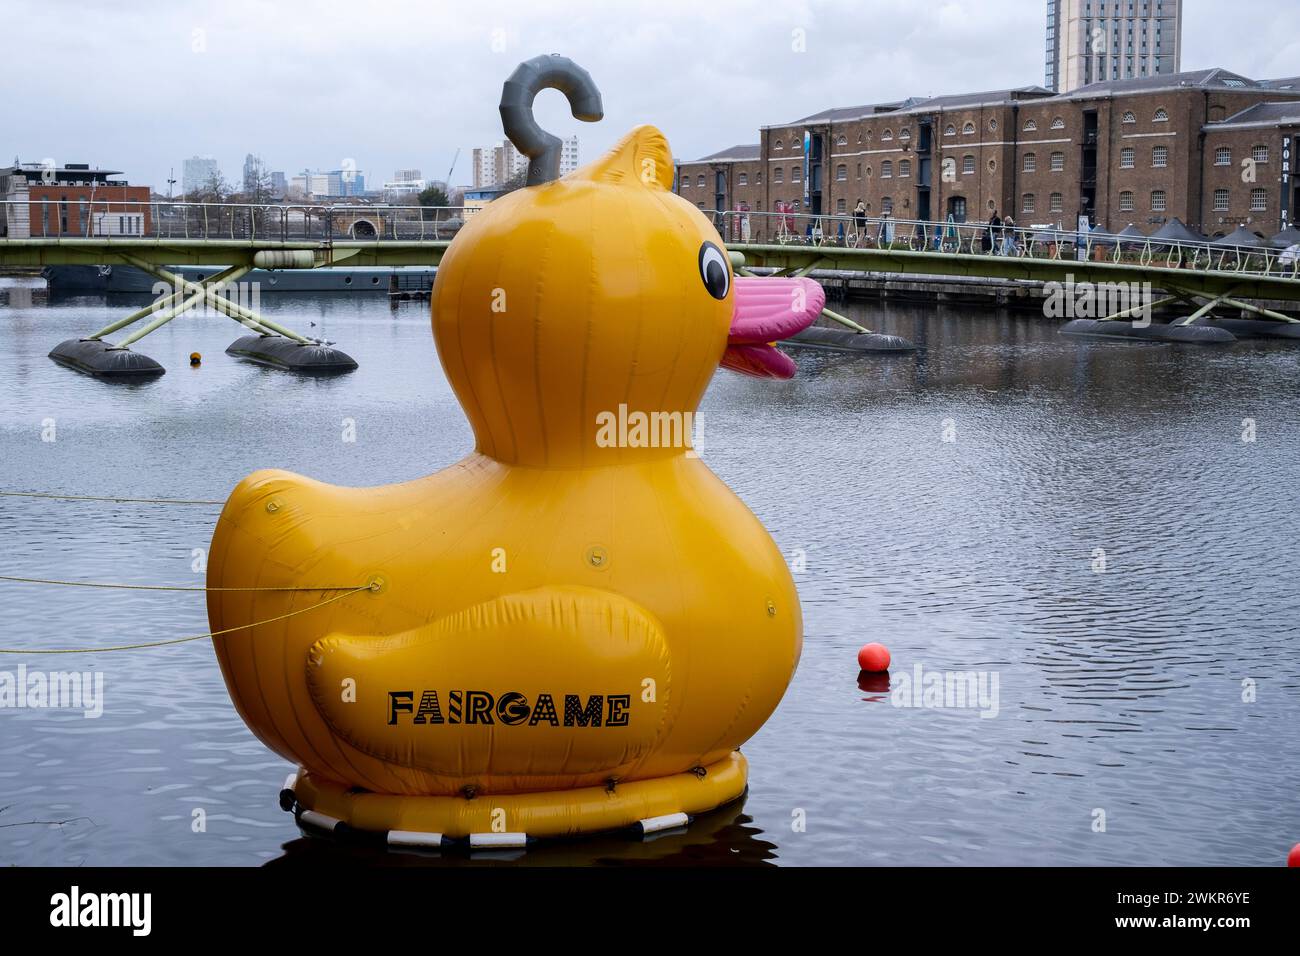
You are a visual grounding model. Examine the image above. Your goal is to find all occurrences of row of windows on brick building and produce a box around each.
[762,108,1175,151]
[679,141,1273,192]
[682,187,1271,218]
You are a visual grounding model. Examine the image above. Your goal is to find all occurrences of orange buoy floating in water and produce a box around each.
[1288,843,1300,867]
[189,352,202,367]
[857,642,891,673]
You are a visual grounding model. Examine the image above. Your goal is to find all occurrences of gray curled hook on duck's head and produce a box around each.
[499,55,603,187]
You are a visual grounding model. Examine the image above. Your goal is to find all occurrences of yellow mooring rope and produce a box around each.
[0,489,376,654]
[0,584,375,655]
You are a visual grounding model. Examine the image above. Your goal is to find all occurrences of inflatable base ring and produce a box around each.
[285,751,748,843]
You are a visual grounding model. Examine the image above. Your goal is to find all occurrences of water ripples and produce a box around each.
[1,292,1297,864]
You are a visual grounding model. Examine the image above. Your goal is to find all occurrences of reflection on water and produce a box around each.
[1,283,1298,866]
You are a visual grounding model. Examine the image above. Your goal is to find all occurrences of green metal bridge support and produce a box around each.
[4,240,453,377]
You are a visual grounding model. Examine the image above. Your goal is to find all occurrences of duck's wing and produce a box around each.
[305,586,674,790]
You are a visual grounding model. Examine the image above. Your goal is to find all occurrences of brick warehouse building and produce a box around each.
[677,68,1300,243]
[0,163,152,239]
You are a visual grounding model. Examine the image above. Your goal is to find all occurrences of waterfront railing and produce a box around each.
[707,209,1300,280]
[2,200,1296,281]
[0,200,469,243]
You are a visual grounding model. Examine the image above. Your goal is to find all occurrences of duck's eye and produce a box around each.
[698,241,730,300]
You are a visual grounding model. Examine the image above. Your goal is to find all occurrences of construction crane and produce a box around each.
[445,147,460,189]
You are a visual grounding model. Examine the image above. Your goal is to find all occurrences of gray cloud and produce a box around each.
[4,0,1294,191]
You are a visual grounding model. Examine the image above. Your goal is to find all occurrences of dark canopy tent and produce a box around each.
[1269,225,1300,249]
[1212,225,1264,248]
[1148,218,1208,244]
[1110,223,1147,250]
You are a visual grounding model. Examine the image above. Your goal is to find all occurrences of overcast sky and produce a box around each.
[7,0,1299,192]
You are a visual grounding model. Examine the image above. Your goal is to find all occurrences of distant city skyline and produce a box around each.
[4,0,1296,194]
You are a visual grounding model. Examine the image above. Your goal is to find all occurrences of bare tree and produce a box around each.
[190,170,232,204]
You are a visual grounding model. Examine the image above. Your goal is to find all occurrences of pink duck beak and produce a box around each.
[722,276,826,380]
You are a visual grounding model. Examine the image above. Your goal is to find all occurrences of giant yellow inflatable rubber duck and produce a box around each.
[207,55,811,843]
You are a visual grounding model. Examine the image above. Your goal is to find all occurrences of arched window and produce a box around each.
[1152,145,1168,168]
[774,168,783,184]
[836,164,847,181]
[899,127,911,141]
[881,160,893,178]
[1023,119,1038,132]
[882,128,894,141]
[1022,193,1036,214]
[1119,190,1135,212]
[1120,147,1135,168]
[1151,189,1167,212]
[738,172,748,186]
[836,134,848,146]
[1051,117,1065,129]
[836,198,846,212]
[681,177,690,189]
[1050,151,1065,172]
[791,166,801,183]
[881,196,894,215]
[945,124,956,136]
[1215,147,1231,166]
[774,139,784,151]
[1213,189,1229,211]
[963,122,976,135]
[1252,145,1269,163]
[1153,108,1169,122]
[1122,111,1136,124]
[899,159,911,177]
[1023,152,1037,173]
[963,155,975,175]
[1049,192,1063,213]
[696,175,704,187]
[1251,188,1267,211]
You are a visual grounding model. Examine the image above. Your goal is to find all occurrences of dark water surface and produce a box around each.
[1,279,1297,866]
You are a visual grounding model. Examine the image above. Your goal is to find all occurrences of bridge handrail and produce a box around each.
[0,199,473,244]
[703,209,1300,281]
[2,199,1296,282]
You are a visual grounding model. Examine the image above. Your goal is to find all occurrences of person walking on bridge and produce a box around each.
[1000,216,1018,256]
[984,212,1001,254]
